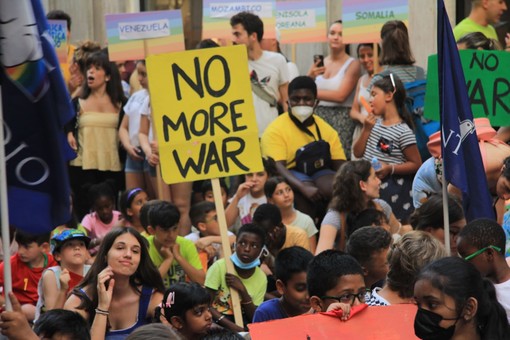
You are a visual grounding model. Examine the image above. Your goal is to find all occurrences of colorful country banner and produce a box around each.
[105,10,184,61]
[47,20,68,64]
[342,0,409,44]
[276,0,327,44]
[202,0,277,41]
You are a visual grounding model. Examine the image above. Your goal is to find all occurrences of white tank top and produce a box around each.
[316,57,356,107]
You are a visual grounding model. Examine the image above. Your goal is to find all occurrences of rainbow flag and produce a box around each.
[105,11,184,61]
[202,0,277,40]
[277,0,327,44]
[0,0,74,233]
[342,0,408,44]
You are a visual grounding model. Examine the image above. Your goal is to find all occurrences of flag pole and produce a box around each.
[0,86,13,311]
[438,0,451,256]
[441,167,451,256]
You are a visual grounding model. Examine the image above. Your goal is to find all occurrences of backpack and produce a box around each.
[404,80,440,161]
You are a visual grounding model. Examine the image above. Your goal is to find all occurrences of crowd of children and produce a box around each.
[3,4,510,339]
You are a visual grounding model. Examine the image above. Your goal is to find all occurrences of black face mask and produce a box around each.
[414,307,459,340]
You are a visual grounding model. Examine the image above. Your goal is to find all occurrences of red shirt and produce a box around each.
[0,253,57,305]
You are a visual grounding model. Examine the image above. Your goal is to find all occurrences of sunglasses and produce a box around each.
[464,245,501,261]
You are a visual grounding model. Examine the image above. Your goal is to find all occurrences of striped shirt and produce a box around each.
[362,119,416,164]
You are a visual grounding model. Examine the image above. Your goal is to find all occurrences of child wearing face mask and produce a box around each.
[261,76,346,223]
[414,257,509,340]
[204,224,268,332]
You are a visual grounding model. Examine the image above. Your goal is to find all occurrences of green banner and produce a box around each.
[424,49,510,126]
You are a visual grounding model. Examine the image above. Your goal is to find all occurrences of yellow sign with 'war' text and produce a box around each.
[146,45,263,184]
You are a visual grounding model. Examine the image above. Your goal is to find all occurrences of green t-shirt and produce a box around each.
[147,235,202,288]
[204,258,267,315]
[453,18,498,41]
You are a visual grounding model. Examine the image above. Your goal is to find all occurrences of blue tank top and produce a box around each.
[104,285,153,340]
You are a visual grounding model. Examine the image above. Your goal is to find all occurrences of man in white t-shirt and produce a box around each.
[230,11,289,136]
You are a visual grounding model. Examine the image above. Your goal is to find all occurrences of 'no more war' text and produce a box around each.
[147,45,262,184]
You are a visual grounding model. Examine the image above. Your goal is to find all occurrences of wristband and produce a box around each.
[241,299,253,305]
[95,308,109,316]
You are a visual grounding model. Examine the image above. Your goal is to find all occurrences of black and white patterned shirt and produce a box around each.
[362,119,416,164]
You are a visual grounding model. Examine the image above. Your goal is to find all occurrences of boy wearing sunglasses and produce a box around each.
[457,218,510,323]
[307,250,366,321]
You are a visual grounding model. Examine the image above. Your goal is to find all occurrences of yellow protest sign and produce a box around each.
[146,45,263,184]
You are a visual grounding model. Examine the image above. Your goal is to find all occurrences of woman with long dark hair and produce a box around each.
[65,227,164,339]
[315,160,401,254]
[307,20,361,159]
[67,51,127,219]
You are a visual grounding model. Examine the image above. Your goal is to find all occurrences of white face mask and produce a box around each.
[291,105,314,123]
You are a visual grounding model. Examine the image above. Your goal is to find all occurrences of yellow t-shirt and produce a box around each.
[60,44,75,92]
[261,112,346,168]
[282,225,311,251]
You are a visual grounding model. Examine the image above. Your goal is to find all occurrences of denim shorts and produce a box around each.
[289,168,336,182]
[125,150,150,174]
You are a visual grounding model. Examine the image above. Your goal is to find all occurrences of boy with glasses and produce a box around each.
[307,250,366,320]
[457,218,510,323]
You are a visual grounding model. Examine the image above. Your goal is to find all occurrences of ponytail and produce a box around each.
[478,279,510,339]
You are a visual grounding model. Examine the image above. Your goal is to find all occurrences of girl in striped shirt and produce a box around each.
[353,73,422,222]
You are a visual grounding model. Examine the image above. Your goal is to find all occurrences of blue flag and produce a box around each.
[437,0,494,221]
[0,0,75,233]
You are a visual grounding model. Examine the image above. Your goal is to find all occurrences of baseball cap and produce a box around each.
[50,229,90,254]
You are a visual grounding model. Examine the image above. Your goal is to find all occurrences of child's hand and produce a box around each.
[235,182,253,200]
[326,302,352,321]
[59,268,71,291]
[376,162,392,179]
[171,243,182,260]
[202,245,216,259]
[225,273,247,295]
[196,237,213,250]
[363,113,376,130]
[97,266,115,310]
[0,293,38,340]
[160,246,174,261]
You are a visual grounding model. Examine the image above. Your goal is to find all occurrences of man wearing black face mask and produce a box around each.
[261,76,346,224]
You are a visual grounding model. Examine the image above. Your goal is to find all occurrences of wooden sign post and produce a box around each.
[146,45,263,326]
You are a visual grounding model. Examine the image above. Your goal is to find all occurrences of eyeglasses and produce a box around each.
[464,245,501,261]
[321,292,366,306]
[389,73,396,94]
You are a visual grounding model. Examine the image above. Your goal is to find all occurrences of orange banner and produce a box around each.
[249,304,419,339]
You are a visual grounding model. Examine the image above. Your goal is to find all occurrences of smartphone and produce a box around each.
[313,54,324,67]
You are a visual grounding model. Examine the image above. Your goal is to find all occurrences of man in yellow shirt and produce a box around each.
[261,76,346,221]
